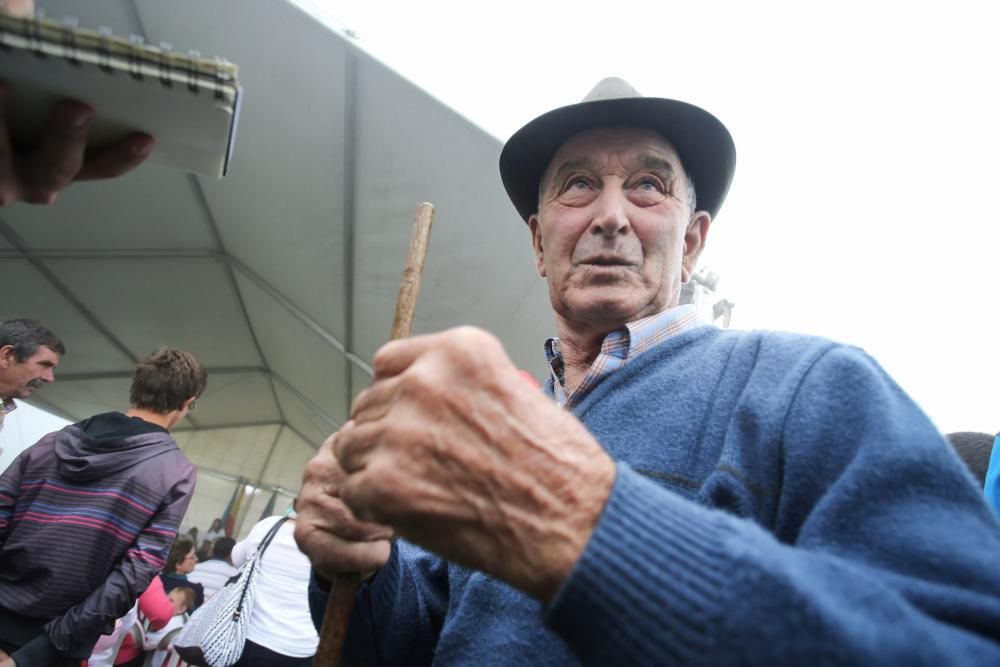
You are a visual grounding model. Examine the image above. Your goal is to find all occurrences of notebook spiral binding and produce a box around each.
[0,11,238,101]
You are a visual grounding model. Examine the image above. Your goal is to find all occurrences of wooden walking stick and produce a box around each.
[314,202,435,667]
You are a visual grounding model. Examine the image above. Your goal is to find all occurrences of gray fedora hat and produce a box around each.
[499,77,736,223]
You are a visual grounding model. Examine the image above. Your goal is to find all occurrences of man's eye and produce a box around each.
[565,176,591,191]
[635,176,665,192]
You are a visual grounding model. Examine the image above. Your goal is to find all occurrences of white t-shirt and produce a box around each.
[188,558,238,601]
[231,515,319,658]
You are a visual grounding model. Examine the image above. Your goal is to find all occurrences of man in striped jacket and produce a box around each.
[0,347,206,666]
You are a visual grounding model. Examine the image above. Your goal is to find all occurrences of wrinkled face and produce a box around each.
[529,127,710,333]
[0,345,60,400]
[177,548,197,575]
[168,589,189,615]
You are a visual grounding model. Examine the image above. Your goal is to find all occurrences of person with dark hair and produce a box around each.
[159,537,205,611]
[953,431,1000,518]
[129,348,208,415]
[295,79,1000,665]
[188,536,238,601]
[947,432,996,486]
[0,347,205,667]
[0,318,65,433]
[162,537,197,578]
[203,518,224,544]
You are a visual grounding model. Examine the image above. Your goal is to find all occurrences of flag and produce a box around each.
[220,477,244,537]
[227,482,248,538]
[259,490,278,522]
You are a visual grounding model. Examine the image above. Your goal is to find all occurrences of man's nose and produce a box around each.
[590,186,630,237]
[43,368,55,383]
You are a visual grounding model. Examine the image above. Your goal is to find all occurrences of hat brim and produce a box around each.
[499,96,736,223]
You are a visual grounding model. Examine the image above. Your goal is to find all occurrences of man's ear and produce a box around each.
[681,211,712,284]
[0,345,16,368]
[528,215,547,278]
[181,396,197,411]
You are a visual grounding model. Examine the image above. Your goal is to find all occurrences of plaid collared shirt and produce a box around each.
[544,304,703,409]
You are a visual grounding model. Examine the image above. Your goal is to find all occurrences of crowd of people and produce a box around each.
[93,515,317,667]
[0,319,321,666]
[1,0,999,660]
[0,328,204,666]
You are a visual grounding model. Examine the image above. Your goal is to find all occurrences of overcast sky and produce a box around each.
[291,0,997,434]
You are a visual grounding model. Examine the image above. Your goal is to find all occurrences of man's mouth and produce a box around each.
[26,379,45,390]
[578,255,634,267]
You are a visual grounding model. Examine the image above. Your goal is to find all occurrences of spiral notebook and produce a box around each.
[0,12,241,178]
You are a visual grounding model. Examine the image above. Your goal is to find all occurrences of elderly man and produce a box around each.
[0,347,205,667]
[0,319,64,434]
[295,79,1000,665]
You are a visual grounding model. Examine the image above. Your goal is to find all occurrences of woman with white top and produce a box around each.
[202,518,224,544]
[230,513,318,666]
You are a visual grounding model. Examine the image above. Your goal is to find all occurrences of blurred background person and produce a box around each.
[188,537,237,601]
[184,527,201,561]
[203,518,224,544]
[196,518,225,562]
[142,587,194,667]
[87,574,173,667]
[160,536,204,611]
[947,431,996,487]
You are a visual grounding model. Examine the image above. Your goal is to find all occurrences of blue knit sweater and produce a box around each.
[311,325,1000,665]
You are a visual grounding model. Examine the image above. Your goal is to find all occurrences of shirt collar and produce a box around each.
[544,304,702,407]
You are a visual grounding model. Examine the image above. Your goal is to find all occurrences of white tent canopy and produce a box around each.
[3,0,554,537]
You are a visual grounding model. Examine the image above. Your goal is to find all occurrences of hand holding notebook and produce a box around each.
[0,83,155,206]
[1,0,153,206]
[0,7,241,206]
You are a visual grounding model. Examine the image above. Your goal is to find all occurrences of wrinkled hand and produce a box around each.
[294,433,394,582]
[0,83,154,206]
[334,326,616,602]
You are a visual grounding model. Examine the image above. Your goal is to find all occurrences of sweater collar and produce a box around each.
[544,304,702,408]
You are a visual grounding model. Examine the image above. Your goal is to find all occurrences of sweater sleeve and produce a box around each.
[544,345,1000,665]
[38,472,195,658]
[342,539,449,666]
